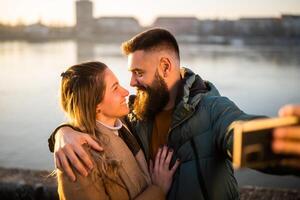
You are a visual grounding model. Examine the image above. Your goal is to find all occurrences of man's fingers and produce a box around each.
[273,127,300,140]
[54,154,62,171]
[63,145,88,177]
[273,140,300,155]
[170,159,180,174]
[280,158,300,170]
[74,145,94,170]
[84,135,103,151]
[56,151,76,182]
[279,104,300,117]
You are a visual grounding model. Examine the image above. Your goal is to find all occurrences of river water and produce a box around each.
[0,40,299,188]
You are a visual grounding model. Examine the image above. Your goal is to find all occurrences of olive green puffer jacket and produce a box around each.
[125,68,260,200]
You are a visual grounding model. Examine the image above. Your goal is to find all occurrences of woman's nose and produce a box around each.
[121,86,129,96]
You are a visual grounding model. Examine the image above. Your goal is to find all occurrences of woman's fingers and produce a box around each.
[159,146,168,167]
[154,146,179,172]
[154,147,162,172]
[149,159,154,175]
[164,149,173,167]
[153,146,180,175]
[170,159,180,175]
[56,150,76,181]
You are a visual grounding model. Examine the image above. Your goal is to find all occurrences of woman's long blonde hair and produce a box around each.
[60,61,119,177]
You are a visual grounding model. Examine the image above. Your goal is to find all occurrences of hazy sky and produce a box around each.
[1,0,300,26]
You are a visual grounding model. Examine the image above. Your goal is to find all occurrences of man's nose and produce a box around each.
[130,76,138,87]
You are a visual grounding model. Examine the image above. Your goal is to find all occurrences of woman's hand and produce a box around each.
[149,146,180,194]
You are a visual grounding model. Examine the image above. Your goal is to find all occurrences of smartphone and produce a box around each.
[232,116,300,169]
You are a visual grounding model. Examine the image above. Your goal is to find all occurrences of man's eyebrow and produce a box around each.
[129,67,144,72]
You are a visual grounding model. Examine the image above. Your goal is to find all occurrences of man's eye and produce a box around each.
[135,71,143,77]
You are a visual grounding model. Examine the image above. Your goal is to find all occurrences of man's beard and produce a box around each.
[133,71,169,121]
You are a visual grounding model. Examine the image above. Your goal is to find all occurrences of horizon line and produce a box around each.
[1,12,299,27]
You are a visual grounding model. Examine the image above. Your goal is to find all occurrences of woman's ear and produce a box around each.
[96,103,102,114]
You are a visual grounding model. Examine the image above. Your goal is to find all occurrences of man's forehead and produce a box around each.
[128,50,145,71]
[128,61,144,72]
[127,50,158,71]
[128,50,144,62]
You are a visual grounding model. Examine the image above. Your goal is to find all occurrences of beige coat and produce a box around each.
[57,122,165,200]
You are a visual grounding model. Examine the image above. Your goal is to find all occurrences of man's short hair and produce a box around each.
[121,28,180,60]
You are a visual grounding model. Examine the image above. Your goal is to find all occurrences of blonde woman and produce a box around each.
[57,61,179,200]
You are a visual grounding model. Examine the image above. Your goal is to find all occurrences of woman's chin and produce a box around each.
[119,107,130,117]
[124,108,130,115]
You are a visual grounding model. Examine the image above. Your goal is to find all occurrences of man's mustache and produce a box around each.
[136,85,148,91]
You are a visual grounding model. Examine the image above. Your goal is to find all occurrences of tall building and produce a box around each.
[75,0,94,38]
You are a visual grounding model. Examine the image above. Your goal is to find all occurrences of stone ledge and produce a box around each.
[0,167,57,200]
[1,167,299,200]
[240,186,300,200]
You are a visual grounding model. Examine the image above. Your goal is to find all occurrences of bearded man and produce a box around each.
[48,28,299,200]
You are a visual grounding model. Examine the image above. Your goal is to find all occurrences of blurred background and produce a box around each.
[0,0,300,189]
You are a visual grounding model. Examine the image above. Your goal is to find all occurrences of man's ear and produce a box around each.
[159,57,171,78]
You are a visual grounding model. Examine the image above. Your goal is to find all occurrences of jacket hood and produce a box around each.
[170,67,220,129]
[176,67,220,109]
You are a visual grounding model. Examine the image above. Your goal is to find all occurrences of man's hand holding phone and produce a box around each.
[232,104,300,171]
[272,104,300,170]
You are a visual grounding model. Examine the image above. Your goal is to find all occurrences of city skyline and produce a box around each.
[0,0,300,26]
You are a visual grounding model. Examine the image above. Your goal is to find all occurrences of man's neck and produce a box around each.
[164,79,180,110]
